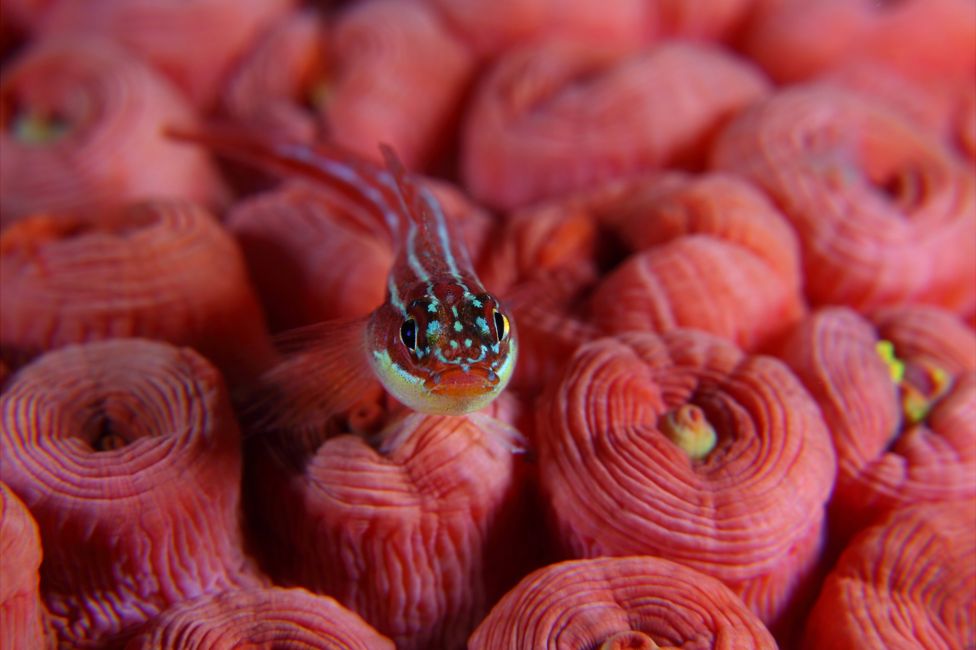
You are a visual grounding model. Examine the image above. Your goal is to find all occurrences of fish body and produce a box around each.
[169,127,516,416]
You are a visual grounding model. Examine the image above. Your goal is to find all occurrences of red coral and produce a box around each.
[743,0,976,87]
[126,587,394,649]
[245,412,532,650]
[221,0,475,171]
[322,0,474,170]
[469,556,776,649]
[0,201,274,384]
[220,8,327,143]
[37,0,292,108]
[587,172,804,351]
[462,40,770,210]
[803,500,976,648]
[0,483,51,650]
[711,86,976,315]
[777,306,976,543]
[0,340,264,647]
[428,0,651,58]
[0,38,226,225]
[537,330,836,635]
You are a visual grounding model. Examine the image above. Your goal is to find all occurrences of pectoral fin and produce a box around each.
[237,316,382,452]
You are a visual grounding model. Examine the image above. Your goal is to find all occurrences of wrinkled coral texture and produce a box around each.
[469,556,776,649]
[711,86,976,315]
[537,329,836,630]
[585,170,806,351]
[126,587,394,649]
[245,412,527,650]
[0,202,274,383]
[0,38,225,225]
[803,500,976,649]
[462,40,770,209]
[1,0,975,646]
[0,339,263,647]
[777,306,976,542]
[0,483,49,650]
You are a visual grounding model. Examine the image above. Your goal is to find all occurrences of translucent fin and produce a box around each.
[467,411,533,457]
[236,317,381,448]
[166,123,401,235]
[372,411,426,455]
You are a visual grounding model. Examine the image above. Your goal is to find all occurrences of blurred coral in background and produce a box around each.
[1,0,973,648]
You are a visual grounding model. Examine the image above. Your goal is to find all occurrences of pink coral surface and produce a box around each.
[0,340,263,646]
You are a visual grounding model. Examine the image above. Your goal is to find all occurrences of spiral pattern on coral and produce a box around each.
[0,38,224,225]
[777,306,976,542]
[126,587,394,649]
[0,339,263,647]
[537,329,836,630]
[587,172,805,351]
[469,556,775,649]
[803,499,976,649]
[711,85,976,315]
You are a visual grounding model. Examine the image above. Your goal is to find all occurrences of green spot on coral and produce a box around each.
[659,404,717,460]
[875,340,905,383]
[14,113,69,145]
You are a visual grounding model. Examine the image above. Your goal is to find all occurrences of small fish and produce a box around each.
[168,126,518,424]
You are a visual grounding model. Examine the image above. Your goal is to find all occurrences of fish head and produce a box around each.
[367,277,517,415]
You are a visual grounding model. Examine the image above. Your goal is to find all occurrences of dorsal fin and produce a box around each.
[379,142,427,229]
[166,124,405,237]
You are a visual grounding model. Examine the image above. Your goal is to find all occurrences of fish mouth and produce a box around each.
[426,367,498,398]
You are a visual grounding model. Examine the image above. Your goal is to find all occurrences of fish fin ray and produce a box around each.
[236,317,382,445]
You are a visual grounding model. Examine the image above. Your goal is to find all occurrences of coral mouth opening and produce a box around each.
[79,399,155,452]
[84,414,130,451]
[873,167,923,213]
[658,403,718,460]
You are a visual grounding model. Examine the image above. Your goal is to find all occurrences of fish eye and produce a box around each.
[493,309,510,341]
[400,318,417,350]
